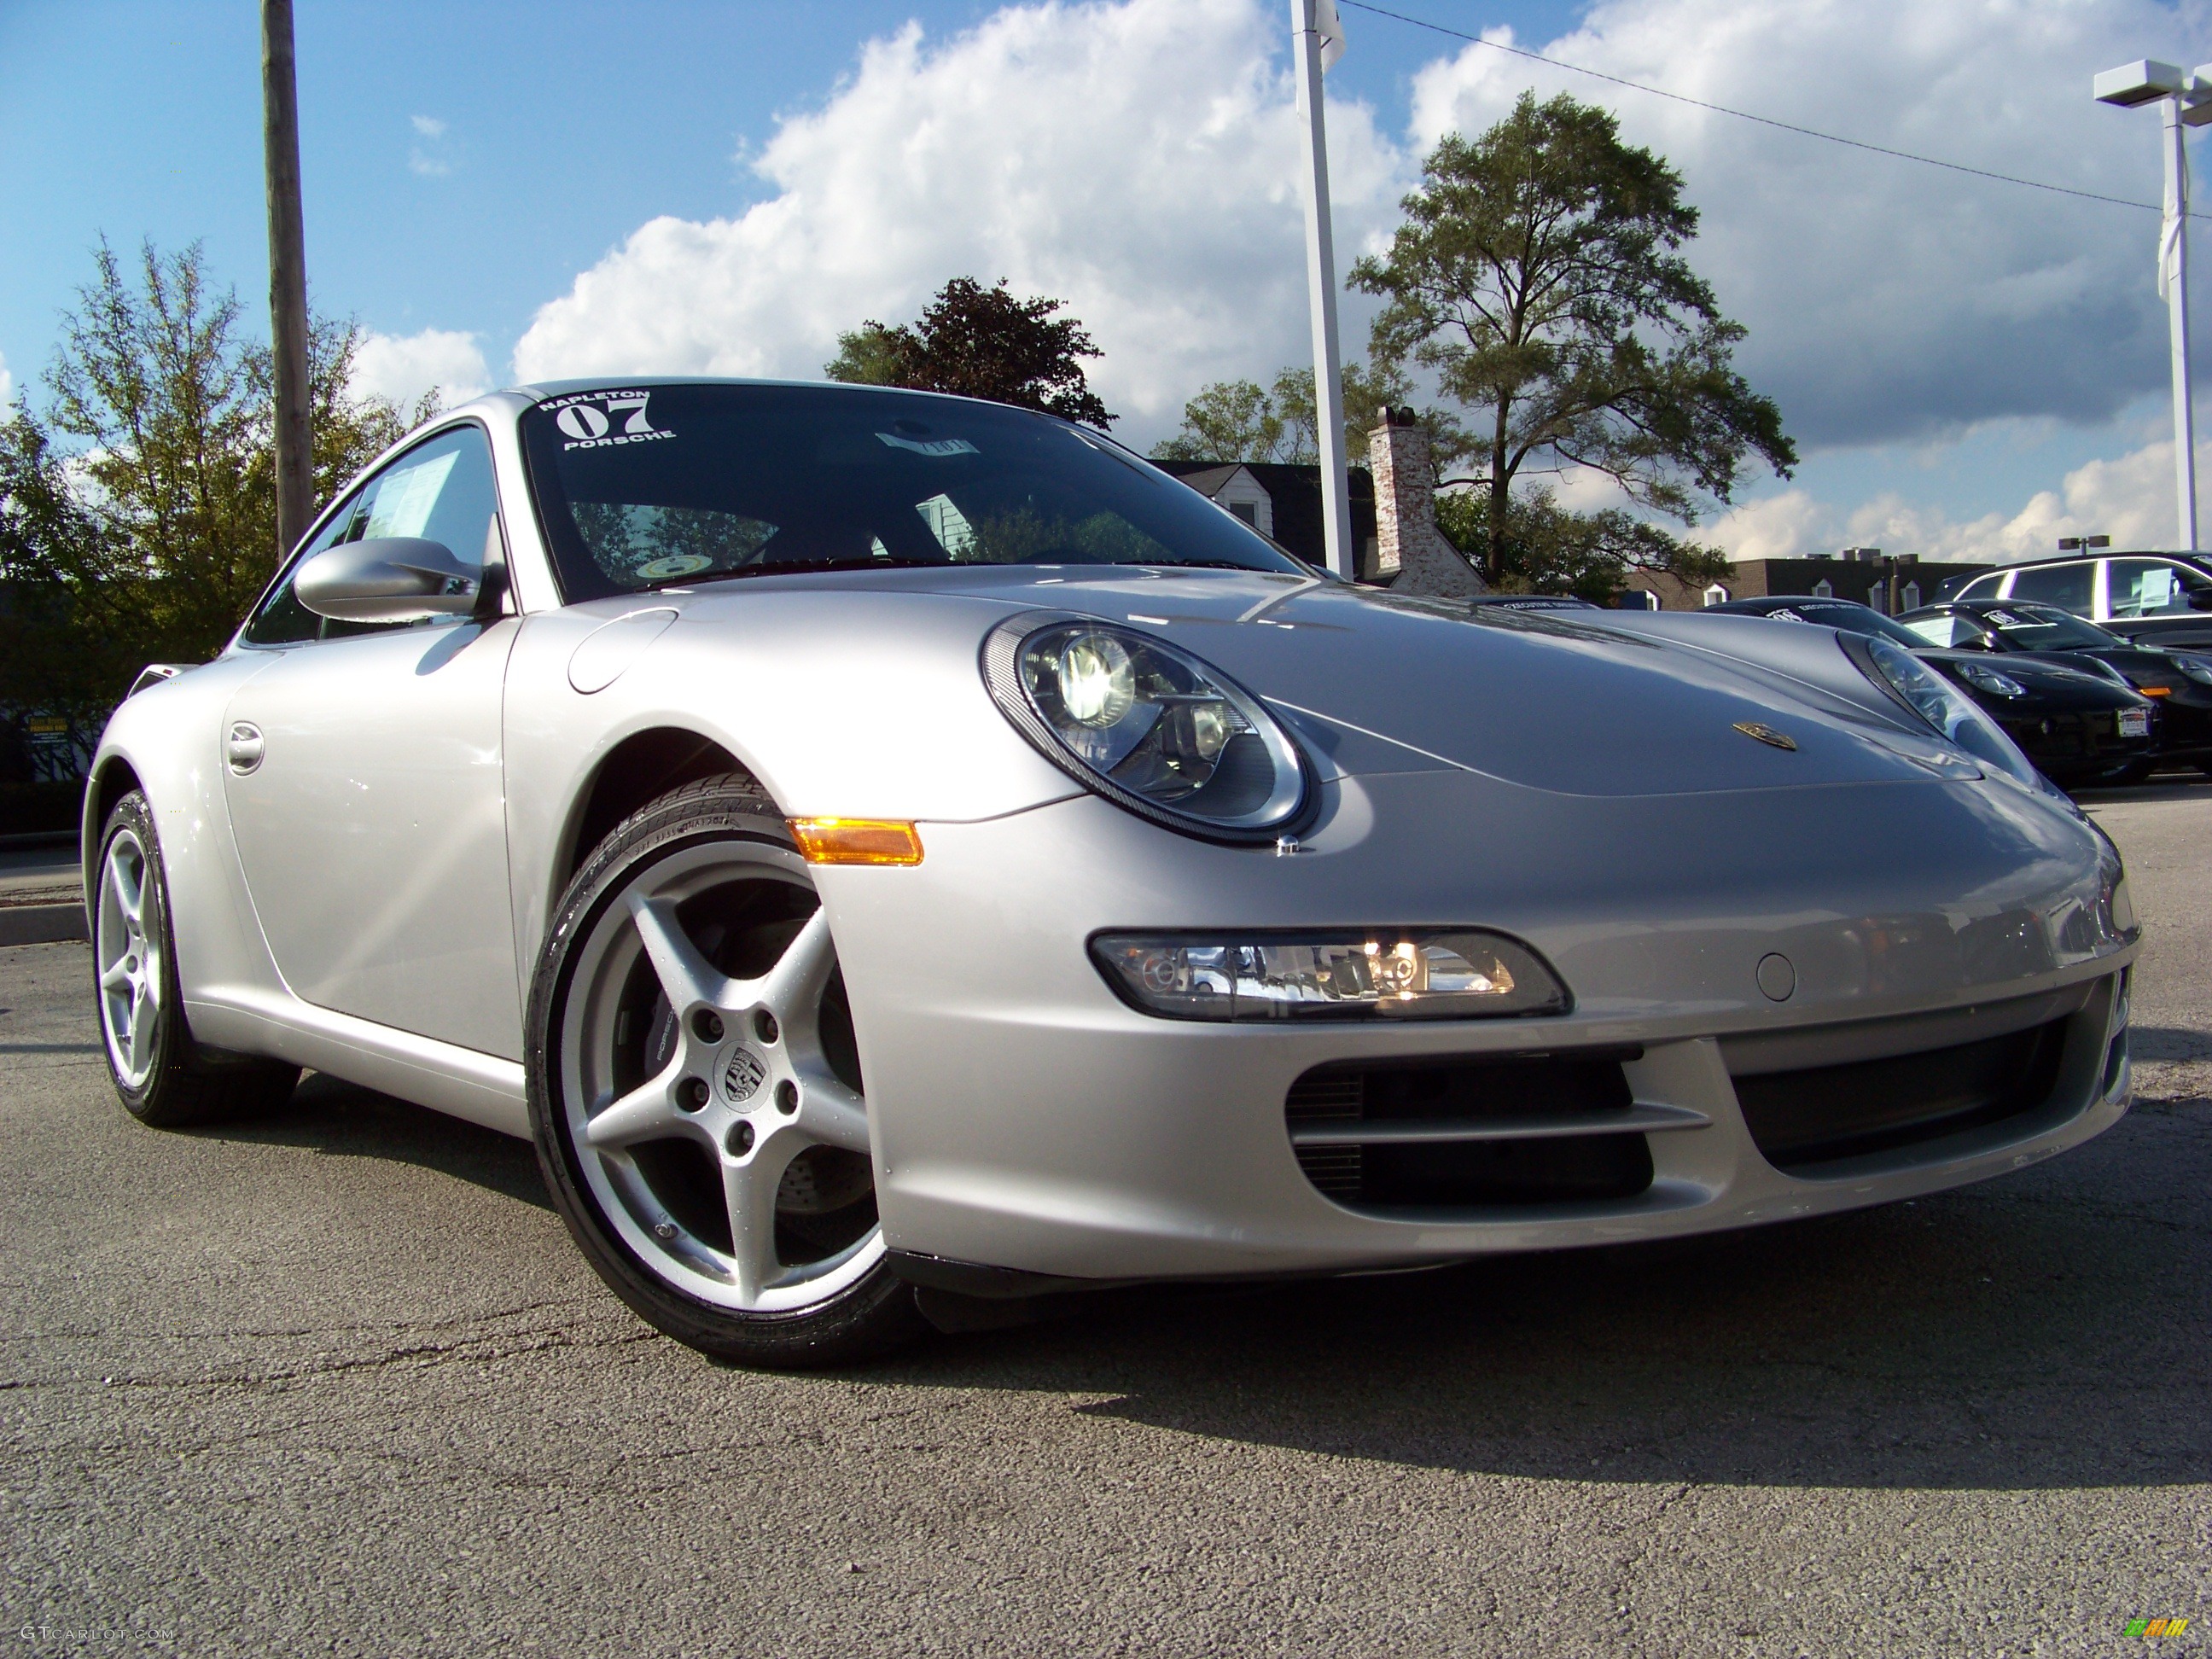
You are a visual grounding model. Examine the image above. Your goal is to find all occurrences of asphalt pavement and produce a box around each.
[2,789,2207,1657]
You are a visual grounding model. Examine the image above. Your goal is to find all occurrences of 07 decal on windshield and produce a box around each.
[545,389,678,451]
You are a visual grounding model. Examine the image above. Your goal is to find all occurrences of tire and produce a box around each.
[526,774,929,1368]
[92,791,301,1127]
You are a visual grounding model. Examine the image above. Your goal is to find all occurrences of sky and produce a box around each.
[3,0,2210,564]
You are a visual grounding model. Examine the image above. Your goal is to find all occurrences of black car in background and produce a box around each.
[1897,599,2212,774]
[1706,595,2159,789]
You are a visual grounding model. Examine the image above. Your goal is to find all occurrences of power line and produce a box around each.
[1339,0,2186,220]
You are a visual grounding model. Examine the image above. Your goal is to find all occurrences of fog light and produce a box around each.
[1091,930,1570,1022]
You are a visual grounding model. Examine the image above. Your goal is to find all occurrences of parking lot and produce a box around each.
[2,787,2206,1658]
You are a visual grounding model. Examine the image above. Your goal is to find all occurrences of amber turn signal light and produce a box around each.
[788,818,924,866]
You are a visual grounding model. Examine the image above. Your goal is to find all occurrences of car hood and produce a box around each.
[789,566,1970,798]
[1919,649,2146,707]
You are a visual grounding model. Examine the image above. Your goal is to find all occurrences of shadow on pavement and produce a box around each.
[193,1071,552,1213]
[883,1106,2212,1494]
[171,1049,2210,1496]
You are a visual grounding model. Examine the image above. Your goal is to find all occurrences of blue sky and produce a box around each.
[4,0,2209,562]
[0,1,1580,383]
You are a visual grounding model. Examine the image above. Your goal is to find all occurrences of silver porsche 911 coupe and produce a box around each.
[85,379,2139,1365]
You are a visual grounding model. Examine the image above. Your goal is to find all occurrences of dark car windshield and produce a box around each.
[521,382,1303,600]
[1970,602,2121,650]
[1720,598,1930,649]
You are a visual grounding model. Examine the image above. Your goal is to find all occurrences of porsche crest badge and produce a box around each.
[1732,721,1798,751]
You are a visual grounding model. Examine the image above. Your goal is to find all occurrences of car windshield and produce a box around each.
[1738,600,1930,649]
[521,382,1305,600]
[1972,603,2119,650]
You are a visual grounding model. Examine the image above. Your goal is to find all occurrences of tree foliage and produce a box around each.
[1432,486,1729,603]
[824,276,1113,427]
[1151,357,1421,467]
[1352,92,1794,585]
[0,239,434,747]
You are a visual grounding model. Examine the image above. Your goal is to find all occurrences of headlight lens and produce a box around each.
[1843,633,2043,789]
[984,618,1308,839]
[2173,654,2212,686]
[1956,661,2026,698]
[1091,931,1570,1022]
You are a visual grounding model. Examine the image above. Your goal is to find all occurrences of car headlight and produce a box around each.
[2173,655,2212,686]
[983,617,1310,840]
[1091,930,1570,1021]
[1956,661,2026,699]
[1840,633,2043,789]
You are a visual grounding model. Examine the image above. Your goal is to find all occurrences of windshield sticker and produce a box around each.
[547,389,676,451]
[1769,608,1807,623]
[362,450,458,540]
[877,432,979,458]
[636,553,715,580]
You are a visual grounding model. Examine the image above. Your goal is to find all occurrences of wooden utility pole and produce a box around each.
[261,0,313,558]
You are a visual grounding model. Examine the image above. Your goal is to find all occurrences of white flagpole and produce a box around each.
[2162,93,2198,550]
[1291,0,1354,579]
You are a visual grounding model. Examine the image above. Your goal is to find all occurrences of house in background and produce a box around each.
[1154,460,1383,580]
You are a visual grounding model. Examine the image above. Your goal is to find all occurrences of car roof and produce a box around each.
[1976,549,2212,573]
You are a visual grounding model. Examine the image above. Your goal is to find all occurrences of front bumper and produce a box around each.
[818,773,2136,1284]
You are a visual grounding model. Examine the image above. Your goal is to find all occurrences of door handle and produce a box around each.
[226,721,265,775]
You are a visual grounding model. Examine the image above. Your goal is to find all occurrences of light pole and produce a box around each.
[2094,60,2212,551]
[262,0,312,560]
[2058,533,2111,555]
[1290,0,1353,580]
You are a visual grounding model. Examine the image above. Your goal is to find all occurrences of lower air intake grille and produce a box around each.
[1284,1051,1653,1212]
[1730,1016,2069,1172]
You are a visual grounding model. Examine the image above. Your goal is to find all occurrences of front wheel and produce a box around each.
[526,776,927,1368]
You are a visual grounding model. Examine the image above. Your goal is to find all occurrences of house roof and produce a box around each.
[1153,458,1379,574]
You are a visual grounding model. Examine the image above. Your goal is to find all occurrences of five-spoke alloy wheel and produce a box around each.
[527,776,926,1366]
[93,790,300,1126]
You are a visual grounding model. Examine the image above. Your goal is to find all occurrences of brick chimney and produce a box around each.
[1368,408,1485,597]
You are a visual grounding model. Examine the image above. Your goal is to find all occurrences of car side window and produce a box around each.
[1953,572,2006,602]
[2108,557,2211,618]
[241,425,502,647]
[2005,561,2093,612]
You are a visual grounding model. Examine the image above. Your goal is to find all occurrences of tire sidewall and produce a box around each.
[524,778,923,1367]
[95,791,188,1121]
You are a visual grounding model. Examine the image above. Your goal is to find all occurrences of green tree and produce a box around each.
[824,276,1113,427]
[1352,92,1794,585]
[0,239,434,740]
[1432,486,1728,603]
[1154,357,1441,466]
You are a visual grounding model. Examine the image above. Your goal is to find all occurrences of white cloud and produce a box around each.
[410,114,452,175]
[513,0,1402,431]
[348,328,490,411]
[0,348,13,407]
[1710,434,2212,562]
[1405,0,2208,449]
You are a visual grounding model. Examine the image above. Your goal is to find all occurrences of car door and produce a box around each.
[220,423,525,1059]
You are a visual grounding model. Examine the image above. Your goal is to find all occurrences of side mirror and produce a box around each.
[2189,587,2212,611]
[294,537,478,622]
